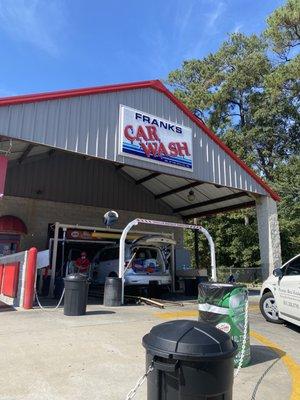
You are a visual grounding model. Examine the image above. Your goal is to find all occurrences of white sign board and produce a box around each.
[119,105,193,170]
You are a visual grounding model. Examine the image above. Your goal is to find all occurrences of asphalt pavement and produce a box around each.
[0,294,299,400]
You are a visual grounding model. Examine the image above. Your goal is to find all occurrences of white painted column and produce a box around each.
[256,196,282,281]
[49,222,59,297]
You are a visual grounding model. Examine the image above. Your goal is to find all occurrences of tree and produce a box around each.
[168,32,299,181]
[168,1,300,273]
[168,33,270,134]
[265,0,300,60]
[184,211,260,270]
[273,156,300,262]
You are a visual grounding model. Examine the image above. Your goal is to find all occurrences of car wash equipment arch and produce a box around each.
[118,218,216,305]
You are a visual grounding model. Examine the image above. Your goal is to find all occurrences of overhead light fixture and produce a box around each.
[103,210,119,227]
[187,189,195,202]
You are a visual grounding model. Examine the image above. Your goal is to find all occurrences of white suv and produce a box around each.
[260,254,300,326]
[92,235,175,287]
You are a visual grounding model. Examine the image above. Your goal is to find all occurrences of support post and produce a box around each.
[256,196,282,281]
[49,222,59,297]
[193,218,200,269]
[170,244,175,293]
[119,219,139,304]
[23,247,37,309]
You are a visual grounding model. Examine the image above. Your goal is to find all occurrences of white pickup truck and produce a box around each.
[259,254,300,326]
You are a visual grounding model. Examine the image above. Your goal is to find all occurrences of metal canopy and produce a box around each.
[0,137,255,219]
[120,164,254,218]
[0,80,279,203]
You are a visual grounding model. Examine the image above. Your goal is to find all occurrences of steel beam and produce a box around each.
[184,201,256,219]
[155,181,203,199]
[18,144,34,164]
[135,172,160,185]
[174,192,249,213]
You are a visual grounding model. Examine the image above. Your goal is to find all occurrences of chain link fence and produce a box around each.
[217,267,262,284]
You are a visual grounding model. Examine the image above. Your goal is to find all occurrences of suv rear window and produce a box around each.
[131,247,164,273]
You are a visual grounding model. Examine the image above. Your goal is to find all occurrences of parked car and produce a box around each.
[259,254,300,326]
[91,235,176,287]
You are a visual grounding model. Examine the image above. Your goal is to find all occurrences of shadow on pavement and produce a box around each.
[248,289,261,296]
[249,344,286,400]
[0,301,16,312]
[85,310,115,316]
[250,357,281,400]
[284,322,300,333]
[249,344,285,366]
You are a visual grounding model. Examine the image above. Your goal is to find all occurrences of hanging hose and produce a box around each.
[35,288,65,311]
[234,298,249,377]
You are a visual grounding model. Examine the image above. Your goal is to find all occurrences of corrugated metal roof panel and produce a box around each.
[122,166,150,181]
[5,151,173,215]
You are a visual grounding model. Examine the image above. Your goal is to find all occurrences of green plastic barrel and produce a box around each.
[198,283,250,368]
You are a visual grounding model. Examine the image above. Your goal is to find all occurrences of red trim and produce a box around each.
[0,264,3,291]
[0,80,157,107]
[23,247,37,309]
[0,79,279,201]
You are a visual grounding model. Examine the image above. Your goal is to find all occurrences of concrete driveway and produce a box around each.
[0,296,299,400]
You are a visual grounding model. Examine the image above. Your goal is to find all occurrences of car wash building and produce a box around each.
[0,80,281,305]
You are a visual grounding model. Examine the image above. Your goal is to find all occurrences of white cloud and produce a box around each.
[0,0,67,57]
[233,24,243,34]
[205,1,226,28]
[174,0,195,41]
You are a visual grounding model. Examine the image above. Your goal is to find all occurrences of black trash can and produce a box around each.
[63,274,89,316]
[148,280,160,298]
[142,319,237,400]
[103,277,122,307]
[184,278,198,296]
[196,276,209,285]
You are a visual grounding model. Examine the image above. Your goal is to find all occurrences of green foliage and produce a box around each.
[168,34,270,134]
[169,1,300,269]
[273,156,300,262]
[265,0,300,59]
[184,211,260,271]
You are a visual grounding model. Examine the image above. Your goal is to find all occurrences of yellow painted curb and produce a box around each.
[154,310,198,319]
[153,305,259,320]
[251,330,300,400]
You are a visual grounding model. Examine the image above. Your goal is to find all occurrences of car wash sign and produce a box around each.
[119,105,193,170]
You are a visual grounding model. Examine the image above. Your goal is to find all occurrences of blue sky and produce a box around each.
[0,0,284,97]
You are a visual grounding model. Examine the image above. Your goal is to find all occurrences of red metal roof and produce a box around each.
[0,215,27,234]
[0,79,280,201]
